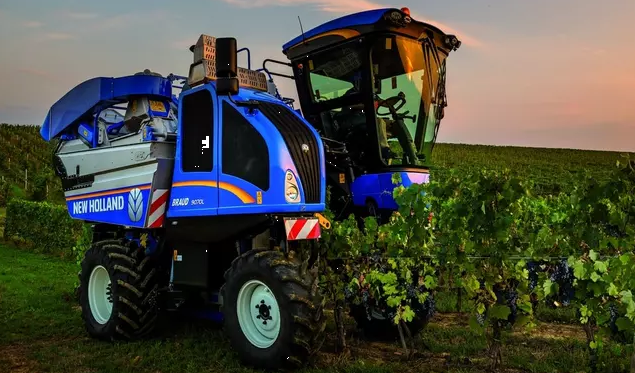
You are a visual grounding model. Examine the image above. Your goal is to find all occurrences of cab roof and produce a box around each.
[282,8,390,52]
[281,8,458,60]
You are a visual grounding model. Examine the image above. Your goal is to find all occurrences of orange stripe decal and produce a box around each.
[66,185,151,201]
[172,181,255,204]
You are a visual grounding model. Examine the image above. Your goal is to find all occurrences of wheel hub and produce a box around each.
[88,265,113,325]
[256,301,272,324]
[237,280,280,348]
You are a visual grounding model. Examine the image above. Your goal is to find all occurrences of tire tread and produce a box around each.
[79,239,163,341]
[221,248,326,369]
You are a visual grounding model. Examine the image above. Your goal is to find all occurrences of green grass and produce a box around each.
[1,244,633,373]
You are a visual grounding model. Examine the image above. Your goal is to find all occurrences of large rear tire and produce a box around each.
[78,239,163,341]
[221,249,326,370]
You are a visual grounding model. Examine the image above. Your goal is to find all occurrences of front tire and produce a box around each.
[78,239,162,341]
[221,249,326,370]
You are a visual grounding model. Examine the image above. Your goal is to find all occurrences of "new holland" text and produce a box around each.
[72,196,125,214]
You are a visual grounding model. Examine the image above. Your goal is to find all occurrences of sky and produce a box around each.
[0,0,633,152]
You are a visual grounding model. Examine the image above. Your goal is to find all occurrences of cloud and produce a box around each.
[22,21,43,28]
[219,0,481,47]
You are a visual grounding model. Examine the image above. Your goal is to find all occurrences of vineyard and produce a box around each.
[0,123,630,206]
[0,124,64,205]
[311,158,635,372]
[2,122,635,372]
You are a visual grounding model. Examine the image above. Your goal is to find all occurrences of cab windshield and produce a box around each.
[371,35,447,167]
[305,35,448,168]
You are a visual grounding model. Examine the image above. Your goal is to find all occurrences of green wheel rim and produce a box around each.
[236,279,281,349]
[88,265,113,324]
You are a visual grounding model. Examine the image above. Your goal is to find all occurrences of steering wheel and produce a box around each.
[374,92,419,164]
[375,92,407,116]
[375,92,417,123]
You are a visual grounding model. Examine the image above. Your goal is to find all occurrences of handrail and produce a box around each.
[237,48,251,70]
[262,59,294,79]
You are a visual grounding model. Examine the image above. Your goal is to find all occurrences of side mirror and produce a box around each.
[215,37,239,96]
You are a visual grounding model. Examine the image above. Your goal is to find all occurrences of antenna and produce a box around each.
[298,16,307,45]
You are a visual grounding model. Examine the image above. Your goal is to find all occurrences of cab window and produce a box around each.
[307,40,365,103]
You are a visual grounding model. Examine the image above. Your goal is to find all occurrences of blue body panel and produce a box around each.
[166,83,326,218]
[282,8,390,52]
[350,171,429,210]
[66,184,153,228]
[40,75,172,141]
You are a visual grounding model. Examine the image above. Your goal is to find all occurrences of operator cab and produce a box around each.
[282,7,460,173]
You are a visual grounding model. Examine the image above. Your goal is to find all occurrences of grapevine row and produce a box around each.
[315,157,635,371]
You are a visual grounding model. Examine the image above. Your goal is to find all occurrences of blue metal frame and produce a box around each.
[350,171,429,210]
[40,75,172,141]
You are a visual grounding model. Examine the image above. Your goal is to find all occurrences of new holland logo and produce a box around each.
[128,188,144,222]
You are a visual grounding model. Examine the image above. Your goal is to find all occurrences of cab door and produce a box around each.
[216,98,271,215]
[166,86,220,218]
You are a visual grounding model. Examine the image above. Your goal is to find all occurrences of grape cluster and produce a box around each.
[602,222,627,239]
[507,289,518,323]
[526,261,540,291]
[475,312,486,326]
[361,288,372,320]
[401,275,437,323]
[494,285,519,324]
[370,253,388,272]
[406,284,417,298]
[607,303,631,343]
[609,303,619,334]
[420,294,436,322]
[344,286,353,300]
[548,259,575,306]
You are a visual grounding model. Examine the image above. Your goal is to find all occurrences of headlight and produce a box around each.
[286,185,299,200]
[284,170,301,203]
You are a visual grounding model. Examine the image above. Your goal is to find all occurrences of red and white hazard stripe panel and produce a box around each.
[284,217,321,241]
[147,189,169,228]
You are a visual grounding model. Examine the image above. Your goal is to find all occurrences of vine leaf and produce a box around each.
[573,261,586,279]
[608,283,619,297]
[477,302,486,315]
[489,304,511,320]
[543,279,555,296]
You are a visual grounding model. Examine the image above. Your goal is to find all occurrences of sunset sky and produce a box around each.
[0,0,633,152]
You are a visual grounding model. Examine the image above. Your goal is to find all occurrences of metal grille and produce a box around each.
[258,102,321,204]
